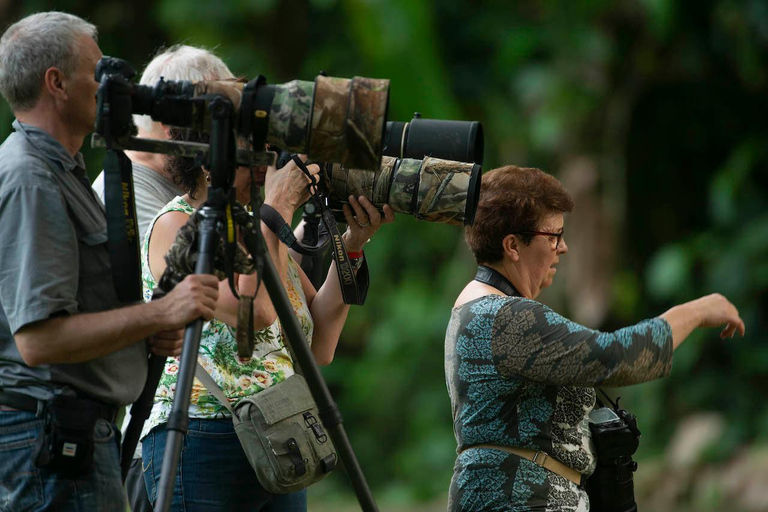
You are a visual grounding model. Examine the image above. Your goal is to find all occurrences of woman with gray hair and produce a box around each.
[92,44,237,242]
[445,165,745,511]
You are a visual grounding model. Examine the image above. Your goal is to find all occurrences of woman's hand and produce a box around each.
[662,292,746,349]
[263,154,320,220]
[341,195,396,252]
[692,293,746,339]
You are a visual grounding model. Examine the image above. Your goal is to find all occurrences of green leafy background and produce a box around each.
[1,1,766,510]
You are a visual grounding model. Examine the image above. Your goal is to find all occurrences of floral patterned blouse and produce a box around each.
[140,196,314,439]
[444,295,673,511]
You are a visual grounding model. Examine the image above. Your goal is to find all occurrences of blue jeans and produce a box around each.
[0,409,126,512]
[142,419,307,511]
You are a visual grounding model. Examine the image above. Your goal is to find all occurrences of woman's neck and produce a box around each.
[483,261,534,299]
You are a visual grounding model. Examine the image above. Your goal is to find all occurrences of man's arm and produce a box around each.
[15,273,219,366]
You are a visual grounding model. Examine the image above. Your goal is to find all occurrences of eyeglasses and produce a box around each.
[516,230,565,249]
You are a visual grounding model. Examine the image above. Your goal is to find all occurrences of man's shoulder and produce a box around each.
[0,133,59,190]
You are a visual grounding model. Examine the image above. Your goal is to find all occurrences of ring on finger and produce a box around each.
[356,219,371,228]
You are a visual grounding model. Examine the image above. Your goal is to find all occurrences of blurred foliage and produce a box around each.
[1,0,767,509]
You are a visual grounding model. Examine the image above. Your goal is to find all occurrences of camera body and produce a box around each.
[586,406,641,512]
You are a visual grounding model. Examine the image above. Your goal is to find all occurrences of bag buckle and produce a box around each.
[303,412,328,444]
[532,451,549,467]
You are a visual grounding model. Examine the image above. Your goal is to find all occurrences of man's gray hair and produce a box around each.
[134,45,235,133]
[0,12,98,112]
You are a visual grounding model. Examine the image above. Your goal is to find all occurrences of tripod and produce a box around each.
[118,97,378,511]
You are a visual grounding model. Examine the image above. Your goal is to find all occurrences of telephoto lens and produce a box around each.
[188,75,390,170]
[326,156,482,226]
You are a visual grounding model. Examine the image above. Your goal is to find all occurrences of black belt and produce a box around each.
[0,390,119,423]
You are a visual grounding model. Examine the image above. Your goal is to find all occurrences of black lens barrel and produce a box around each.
[131,80,199,129]
[383,117,484,165]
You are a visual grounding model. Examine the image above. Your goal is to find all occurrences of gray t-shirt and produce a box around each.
[92,162,182,243]
[0,120,147,406]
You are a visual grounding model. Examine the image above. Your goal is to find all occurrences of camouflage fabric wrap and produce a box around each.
[327,163,349,201]
[343,77,388,170]
[192,80,245,133]
[310,76,389,170]
[156,202,256,294]
[194,80,245,110]
[326,156,479,226]
[372,156,396,205]
[327,156,395,206]
[414,157,477,225]
[267,80,314,153]
[388,158,422,214]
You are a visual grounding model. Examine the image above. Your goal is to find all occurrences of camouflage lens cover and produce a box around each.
[194,81,245,110]
[415,157,476,225]
[328,163,349,202]
[193,81,245,132]
[311,76,389,170]
[388,158,422,214]
[267,80,314,153]
[343,77,389,170]
[327,163,377,206]
[309,77,349,165]
[372,156,396,205]
[327,156,479,226]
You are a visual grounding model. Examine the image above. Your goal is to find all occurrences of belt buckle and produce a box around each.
[532,451,548,467]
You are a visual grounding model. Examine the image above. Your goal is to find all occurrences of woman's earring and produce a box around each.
[205,172,211,184]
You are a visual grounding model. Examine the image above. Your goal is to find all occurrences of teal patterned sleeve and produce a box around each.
[490,298,673,387]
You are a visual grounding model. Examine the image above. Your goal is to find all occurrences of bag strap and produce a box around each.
[236,294,255,359]
[194,361,235,415]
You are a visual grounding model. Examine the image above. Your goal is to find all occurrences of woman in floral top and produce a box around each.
[445,165,745,511]
[140,149,394,512]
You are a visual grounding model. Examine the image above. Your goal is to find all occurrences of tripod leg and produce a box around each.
[155,210,221,512]
[258,242,379,512]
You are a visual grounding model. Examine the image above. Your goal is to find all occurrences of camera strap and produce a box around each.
[260,204,329,257]
[103,148,142,303]
[269,155,367,305]
[595,389,616,410]
[474,265,520,297]
[594,389,641,438]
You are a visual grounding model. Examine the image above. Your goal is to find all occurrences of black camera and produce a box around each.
[94,56,390,171]
[586,404,641,512]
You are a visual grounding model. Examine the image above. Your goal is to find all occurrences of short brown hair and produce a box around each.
[465,165,574,264]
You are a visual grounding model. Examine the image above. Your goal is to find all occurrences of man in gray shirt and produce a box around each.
[0,12,219,510]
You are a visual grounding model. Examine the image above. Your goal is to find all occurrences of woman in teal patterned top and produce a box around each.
[140,149,394,512]
[445,165,745,511]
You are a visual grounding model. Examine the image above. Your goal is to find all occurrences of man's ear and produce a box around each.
[160,124,172,139]
[502,234,520,262]
[43,67,67,102]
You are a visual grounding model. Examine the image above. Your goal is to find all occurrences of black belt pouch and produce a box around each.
[35,395,100,477]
